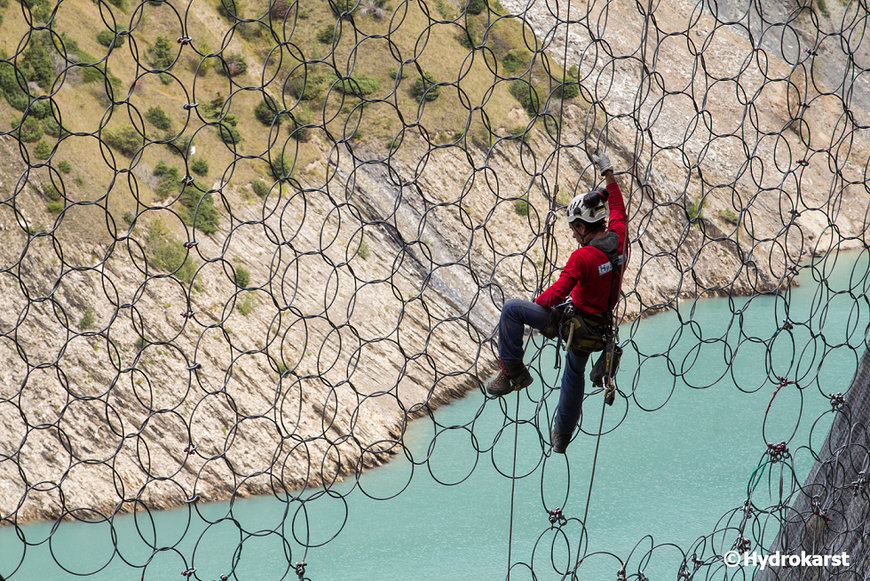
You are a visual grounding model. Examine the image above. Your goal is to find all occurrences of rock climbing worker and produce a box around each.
[485,147,628,454]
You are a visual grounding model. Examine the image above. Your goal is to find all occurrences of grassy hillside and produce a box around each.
[0,0,582,266]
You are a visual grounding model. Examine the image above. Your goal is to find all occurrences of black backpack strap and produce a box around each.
[585,231,625,403]
[585,231,623,274]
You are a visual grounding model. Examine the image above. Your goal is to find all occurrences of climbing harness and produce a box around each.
[546,228,626,405]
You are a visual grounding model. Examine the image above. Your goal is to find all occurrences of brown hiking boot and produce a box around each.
[551,429,571,454]
[486,360,533,396]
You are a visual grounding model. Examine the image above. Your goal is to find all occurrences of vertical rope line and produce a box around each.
[569,396,608,577]
[628,0,655,213]
[506,391,521,579]
[538,0,574,294]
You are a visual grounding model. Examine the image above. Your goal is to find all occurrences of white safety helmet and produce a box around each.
[566,189,608,225]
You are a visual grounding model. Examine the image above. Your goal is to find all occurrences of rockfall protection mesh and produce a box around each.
[1,0,870,578]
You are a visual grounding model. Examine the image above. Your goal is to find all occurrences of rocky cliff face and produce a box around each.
[1,0,869,524]
[758,346,870,580]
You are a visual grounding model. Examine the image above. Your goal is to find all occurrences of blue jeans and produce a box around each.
[498,298,590,435]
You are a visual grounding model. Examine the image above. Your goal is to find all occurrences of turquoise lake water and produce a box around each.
[3,250,868,579]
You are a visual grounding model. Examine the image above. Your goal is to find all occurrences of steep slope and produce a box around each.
[0,0,868,523]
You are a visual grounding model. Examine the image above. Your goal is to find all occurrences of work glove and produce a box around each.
[589,147,613,174]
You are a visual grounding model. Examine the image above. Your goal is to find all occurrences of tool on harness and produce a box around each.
[591,339,621,405]
[542,302,609,354]
[590,343,622,387]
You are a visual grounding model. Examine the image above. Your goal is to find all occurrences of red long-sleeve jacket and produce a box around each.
[534,181,627,313]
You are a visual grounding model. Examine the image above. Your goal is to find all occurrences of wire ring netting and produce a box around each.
[1,0,869,578]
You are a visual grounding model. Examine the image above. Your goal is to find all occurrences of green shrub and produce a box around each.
[328,0,356,17]
[179,189,220,234]
[556,81,579,99]
[28,99,51,119]
[465,0,485,14]
[289,108,312,141]
[153,161,182,197]
[148,36,174,69]
[333,74,380,97]
[33,139,50,159]
[502,50,524,73]
[718,208,739,225]
[270,0,293,19]
[154,160,175,177]
[79,307,95,330]
[191,158,209,176]
[509,78,540,115]
[220,53,247,77]
[254,99,273,125]
[251,180,268,197]
[285,74,328,101]
[217,0,241,20]
[22,37,53,90]
[389,67,408,79]
[165,134,193,158]
[42,117,62,137]
[57,160,71,174]
[22,0,50,19]
[145,106,172,130]
[0,60,28,111]
[218,123,242,145]
[44,184,61,200]
[234,265,250,288]
[46,200,64,213]
[411,72,439,102]
[513,198,529,216]
[192,39,215,76]
[238,21,261,40]
[254,95,289,126]
[270,153,292,180]
[123,210,135,225]
[149,228,198,282]
[97,27,128,48]
[12,116,43,142]
[317,24,335,44]
[103,126,142,156]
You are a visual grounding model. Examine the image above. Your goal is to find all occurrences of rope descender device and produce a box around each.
[603,367,616,406]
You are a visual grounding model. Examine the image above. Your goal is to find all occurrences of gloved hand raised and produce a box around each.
[589,147,613,174]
